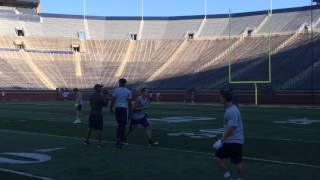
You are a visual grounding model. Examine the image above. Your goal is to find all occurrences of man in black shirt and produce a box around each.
[84,84,109,148]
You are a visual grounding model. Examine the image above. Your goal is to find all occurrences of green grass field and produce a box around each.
[0,101,319,180]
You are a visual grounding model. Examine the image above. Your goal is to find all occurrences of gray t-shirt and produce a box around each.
[75,92,83,105]
[112,87,132,109]
[223,105,244,144]
[132,96,149,120]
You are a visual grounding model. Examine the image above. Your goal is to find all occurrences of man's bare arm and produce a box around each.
[222,127,236,141]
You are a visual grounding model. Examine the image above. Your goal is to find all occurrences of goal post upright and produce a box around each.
[227,0,273,105]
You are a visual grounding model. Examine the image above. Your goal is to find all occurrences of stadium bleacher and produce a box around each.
[0,5,319,90]
[141,20,167,39]
[199,18,229,37]
[222,14,266,36]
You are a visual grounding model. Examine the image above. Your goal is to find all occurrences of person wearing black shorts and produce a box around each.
[126,88,158,146]
[84,84,108,148]
[110,79,132,149]
[213,90,244,180]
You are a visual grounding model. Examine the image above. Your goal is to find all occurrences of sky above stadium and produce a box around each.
[41,0,313,16]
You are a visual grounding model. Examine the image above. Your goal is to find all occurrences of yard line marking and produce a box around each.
[0,168,53,180]
[1,115,319,132]
[35,148,65,153]
[1,129,320,169]
[149,128,320,144]
[151,147,320,169]
[245,136,320,144]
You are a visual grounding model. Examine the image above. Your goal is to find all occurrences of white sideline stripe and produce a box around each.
[1,129,320,169]
[0,168,53,180]
[246,136,320,144]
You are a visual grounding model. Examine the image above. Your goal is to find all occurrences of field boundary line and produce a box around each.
[1,129,320,169]
[0,168,53,180]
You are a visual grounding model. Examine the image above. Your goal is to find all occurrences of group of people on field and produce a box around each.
[72,78,158,149]
[71,79,244,180]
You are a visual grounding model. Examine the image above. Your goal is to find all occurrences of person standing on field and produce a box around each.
[213,89,244,180]
[84,84,109,148]
[126,88,159,146]
[73,88,83,124]
[110,78,132,149]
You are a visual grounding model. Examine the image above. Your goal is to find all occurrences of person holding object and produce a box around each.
[84,84,109,148]
[213,89,244,180]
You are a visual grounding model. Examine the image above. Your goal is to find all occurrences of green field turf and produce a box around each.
[0,101,319,180]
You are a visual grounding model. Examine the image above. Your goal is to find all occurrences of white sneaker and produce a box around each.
[73,119,81,124]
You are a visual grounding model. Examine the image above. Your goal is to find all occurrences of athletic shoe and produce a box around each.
[83,140,90,146]
[73,119,81,124]
[97,144,103,148]
[115,142,127,149]
[149,140,159,147]
[122,140,129,146]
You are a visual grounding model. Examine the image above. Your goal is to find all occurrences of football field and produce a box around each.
[0,102,319,180]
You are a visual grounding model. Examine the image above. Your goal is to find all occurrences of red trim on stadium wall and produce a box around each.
[0,90,319,105]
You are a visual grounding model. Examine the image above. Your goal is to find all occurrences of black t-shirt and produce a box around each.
[90,92,108,114]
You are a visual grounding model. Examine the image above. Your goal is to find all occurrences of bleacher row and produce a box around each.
[0,6,319,90]
[1,6,320,39]
[0,32,319,90]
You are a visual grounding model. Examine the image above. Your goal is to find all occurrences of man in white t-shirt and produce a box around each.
[110,78,132,149]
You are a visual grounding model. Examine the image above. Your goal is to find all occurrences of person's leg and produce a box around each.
[126,123,138,138]
[115,108,121,144]
[76,110,80,120]
[140,117,158,145]
[231,144,243,180]
[236,162,244,180]
[96,130,103,147]
[73,106,82,123]
[215,157,232,179]
[85,128,92,144]
[144,127,152,139]
[144,127,158,146]
[118,108,127,143]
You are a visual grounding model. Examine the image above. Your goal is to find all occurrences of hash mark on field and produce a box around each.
[1,129,320,169]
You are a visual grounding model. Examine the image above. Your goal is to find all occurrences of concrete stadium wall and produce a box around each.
[0,90,319,105]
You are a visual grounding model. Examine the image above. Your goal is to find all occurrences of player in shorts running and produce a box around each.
[73,88,83,124]
[126,88,158,146]
[84,84,108,148]
[213,89,244,180]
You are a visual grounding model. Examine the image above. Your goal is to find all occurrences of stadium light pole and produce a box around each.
[83,0,86,20]
[270,0,273,15]
[141,0,144,21]
[204,0,207,19]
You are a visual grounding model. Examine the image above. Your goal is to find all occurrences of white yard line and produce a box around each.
[246,136,320,144]
[0,168,53,180]
[0,129,320,169]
